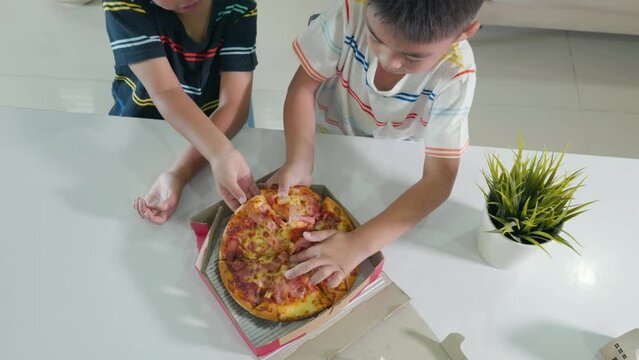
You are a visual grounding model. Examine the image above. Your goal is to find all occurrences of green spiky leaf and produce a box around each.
[479,136,595,256]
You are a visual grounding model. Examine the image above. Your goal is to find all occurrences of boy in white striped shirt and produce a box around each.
[269,0,484,287]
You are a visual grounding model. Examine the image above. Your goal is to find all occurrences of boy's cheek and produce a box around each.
[368,43,379,58]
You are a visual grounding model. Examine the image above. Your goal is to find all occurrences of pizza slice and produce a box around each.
[262,186,321,226]
[219,252,332,321]
[262,186,323,254]
[314,197,354,232]
[220,195,287,261]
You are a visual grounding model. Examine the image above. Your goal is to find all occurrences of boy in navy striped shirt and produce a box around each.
[104,0,259,223]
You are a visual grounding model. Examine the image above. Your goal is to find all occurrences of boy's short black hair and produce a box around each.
[367,0,484,43]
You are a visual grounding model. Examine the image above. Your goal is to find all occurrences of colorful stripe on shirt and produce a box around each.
[336,70,386,127]
[219,45,256,56]
[216,3,249,22]
[442,42,476,79]
[242,8,257,18]
[293,39,328,82]
[344,36,369,70]
[110,35,161,51]
[114,76,218,111]
[425,141,470,158]
[160,36,221,62]
[114,75,154,107]
[201,99,220,113]
[180,84,202,96]
[103,1,146,14]
[318,103,347,134]
[452,69,476,79]
[391,112,428,128]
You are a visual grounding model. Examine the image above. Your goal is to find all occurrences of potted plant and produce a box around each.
[477,138,595,269]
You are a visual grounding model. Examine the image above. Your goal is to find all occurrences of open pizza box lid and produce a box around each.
[189,182,468,360]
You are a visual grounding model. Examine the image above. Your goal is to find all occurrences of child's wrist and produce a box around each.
[286,157,313,173]
[349,229,378,259]
[167,167,191,186]
[206,141,235,165]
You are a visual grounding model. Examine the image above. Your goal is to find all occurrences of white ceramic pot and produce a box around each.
[477,206,548,269]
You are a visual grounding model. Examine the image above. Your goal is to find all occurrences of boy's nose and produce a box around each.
[382,51,402,68]
[388,57,403,71]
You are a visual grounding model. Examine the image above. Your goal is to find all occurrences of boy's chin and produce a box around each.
[378,64,405,75]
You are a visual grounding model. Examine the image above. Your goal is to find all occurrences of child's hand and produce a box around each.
[134,171,185,224]
[285,230,369,288]
[211,147,260,211]
[266,162,312,198]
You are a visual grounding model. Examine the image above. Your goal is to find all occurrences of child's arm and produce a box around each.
[266,66,322,196]
[285,156,459,287]
[130,58,258,209]
[135,71,255,223]
[163,71,254,185]
[134,70,257,223]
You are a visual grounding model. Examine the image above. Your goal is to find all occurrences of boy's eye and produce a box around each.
[405,56,422,63]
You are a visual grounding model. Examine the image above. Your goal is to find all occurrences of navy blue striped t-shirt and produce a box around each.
[103,0,257,119]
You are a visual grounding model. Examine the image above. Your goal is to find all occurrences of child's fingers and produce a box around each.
[146,211,169,225]
[290,245,320,264]
[291,239,312,254]
[249,181,260,197]
[217,185,242,211]
[285,257,327,279]
[327,272,344,288]
[144,193,162,209]
[134,198,148,219]
[265,173,278,187]
[266,172,290,198]
[225,181,248,206]
[140,200,154,220]
[222,193,242,211]
[303,230,338,242]
[311,265,338,285]
[137,199,169,224]
[240,175,260,198]
[133,198,140,214]
[277,181,290,199]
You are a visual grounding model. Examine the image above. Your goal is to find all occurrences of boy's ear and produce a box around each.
[455,21,481,43]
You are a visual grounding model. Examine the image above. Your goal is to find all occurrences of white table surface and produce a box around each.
[1,106,638,360]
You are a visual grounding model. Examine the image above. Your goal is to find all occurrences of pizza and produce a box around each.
[218,186,359,321]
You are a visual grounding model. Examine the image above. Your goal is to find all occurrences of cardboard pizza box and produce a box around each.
[190,178,469,359]
[266,279,468,360]
[190,183,387,357]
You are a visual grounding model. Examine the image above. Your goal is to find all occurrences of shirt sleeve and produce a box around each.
[422,73,476,158]
[293,0,345,82]
[103,0,165,66]
[218,0,258,71]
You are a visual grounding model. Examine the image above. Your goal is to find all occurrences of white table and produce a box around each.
[1,106,637,359]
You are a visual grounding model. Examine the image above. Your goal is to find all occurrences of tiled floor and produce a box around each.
[2,0,638,158]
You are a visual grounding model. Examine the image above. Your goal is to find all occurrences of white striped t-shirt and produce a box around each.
[294,0,477,158]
